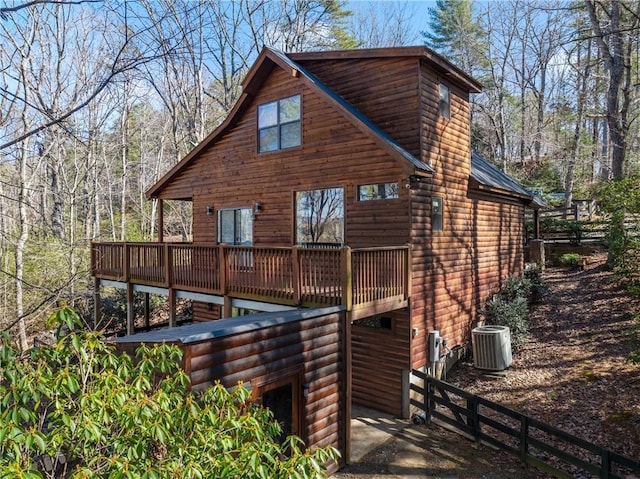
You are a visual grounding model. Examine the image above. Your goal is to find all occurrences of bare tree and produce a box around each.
[585,0,640,179]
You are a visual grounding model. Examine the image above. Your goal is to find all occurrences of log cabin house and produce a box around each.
[93,46,541,465]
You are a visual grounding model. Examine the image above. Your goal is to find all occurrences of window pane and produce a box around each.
[258,101,278,128]
[432,197,443,231]
[259,126,279,152]
[439,83,450,119]
[280,121,301,149]
[358,182,399,201]
[279,95,300,123]
[219,210,235,244]
[359,185,377,201]
[219,208,253,245]
[237,209,253,245]
[296,188,344,244]
[385,183,399,199]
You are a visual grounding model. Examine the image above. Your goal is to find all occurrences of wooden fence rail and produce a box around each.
[410,371,640,479]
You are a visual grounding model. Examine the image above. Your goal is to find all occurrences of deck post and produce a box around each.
[219,244,227,295]
[222,296,232,318]
[143,292,150,330]
[405,244,412,300]
[168,288,176,328]
[341,246,352,310]
[93,277,101,329]
[126,282,134,336]
[163,243,170,287]
[292,246,301,305]
[123,243,130,282]
[157,199,164,243]
[342,310,352,465]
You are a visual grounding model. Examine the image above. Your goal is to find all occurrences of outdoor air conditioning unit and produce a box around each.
[472,325,512,371]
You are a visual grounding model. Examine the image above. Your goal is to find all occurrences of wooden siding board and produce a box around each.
[160,68,410,258]
[350,309,410,417]
[409,62,526,370]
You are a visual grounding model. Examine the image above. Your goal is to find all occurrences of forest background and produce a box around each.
[1,0,639,351]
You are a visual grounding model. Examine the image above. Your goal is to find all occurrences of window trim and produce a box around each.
[439,82,450,120]
[257,94,302,153]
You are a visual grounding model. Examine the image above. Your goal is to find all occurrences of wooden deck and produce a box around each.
[91,243,410,315]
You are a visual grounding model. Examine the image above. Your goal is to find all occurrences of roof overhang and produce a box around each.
[289,46,483,94]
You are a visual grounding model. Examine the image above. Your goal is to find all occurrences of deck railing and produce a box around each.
[91,242,409,309]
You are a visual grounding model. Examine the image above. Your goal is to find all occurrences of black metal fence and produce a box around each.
[410,370,640,479]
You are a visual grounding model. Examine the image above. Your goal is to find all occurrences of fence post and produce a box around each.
[520,416,529,463]
[467,396,480,441]
[426,376,435,422]
[600,448,610,479]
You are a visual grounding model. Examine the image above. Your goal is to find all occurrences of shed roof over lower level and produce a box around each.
[113,305,346,345]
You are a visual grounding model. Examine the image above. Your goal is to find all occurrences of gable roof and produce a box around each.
[147,47,436,199]
[470,152,545,208]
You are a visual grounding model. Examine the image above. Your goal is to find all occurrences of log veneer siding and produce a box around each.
[156,68,411,252]
[351,309,410,416]
[409,63,524,369]
[115,309,347,468]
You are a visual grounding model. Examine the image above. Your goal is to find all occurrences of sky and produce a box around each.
[346,0,437,46]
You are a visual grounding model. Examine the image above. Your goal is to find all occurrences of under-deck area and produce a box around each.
[91,242,410,333]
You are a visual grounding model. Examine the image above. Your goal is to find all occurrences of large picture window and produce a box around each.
[258,95,301,152]
[218,208,253,245]
[295,188,344,245]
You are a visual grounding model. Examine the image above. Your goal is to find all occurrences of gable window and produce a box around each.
[358,182,399,201]
[439,83,450,120]
[218,208,253,245]
[432,197,443,232]
[258,95,301,152]
[295,187,344,245]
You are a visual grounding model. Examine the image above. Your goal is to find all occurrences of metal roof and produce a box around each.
[113,306,345,345]
[470,152,546,208]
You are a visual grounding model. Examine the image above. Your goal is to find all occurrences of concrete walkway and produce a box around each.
[333,405,546,479]
[349,405,410,463]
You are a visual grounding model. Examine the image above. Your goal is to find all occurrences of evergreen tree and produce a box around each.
[422,0,486,74]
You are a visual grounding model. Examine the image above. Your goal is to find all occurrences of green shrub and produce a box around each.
[480,273,541,349]
[482,295,529,349]
[0,307,339,478]
[499,275,533,302]
[523,267,546,303]
[558,253,581,268]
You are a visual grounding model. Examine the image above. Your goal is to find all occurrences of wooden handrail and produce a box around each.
[91,242,409,309]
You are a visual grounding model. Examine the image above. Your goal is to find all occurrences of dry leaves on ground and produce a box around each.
[450,253,640,464]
